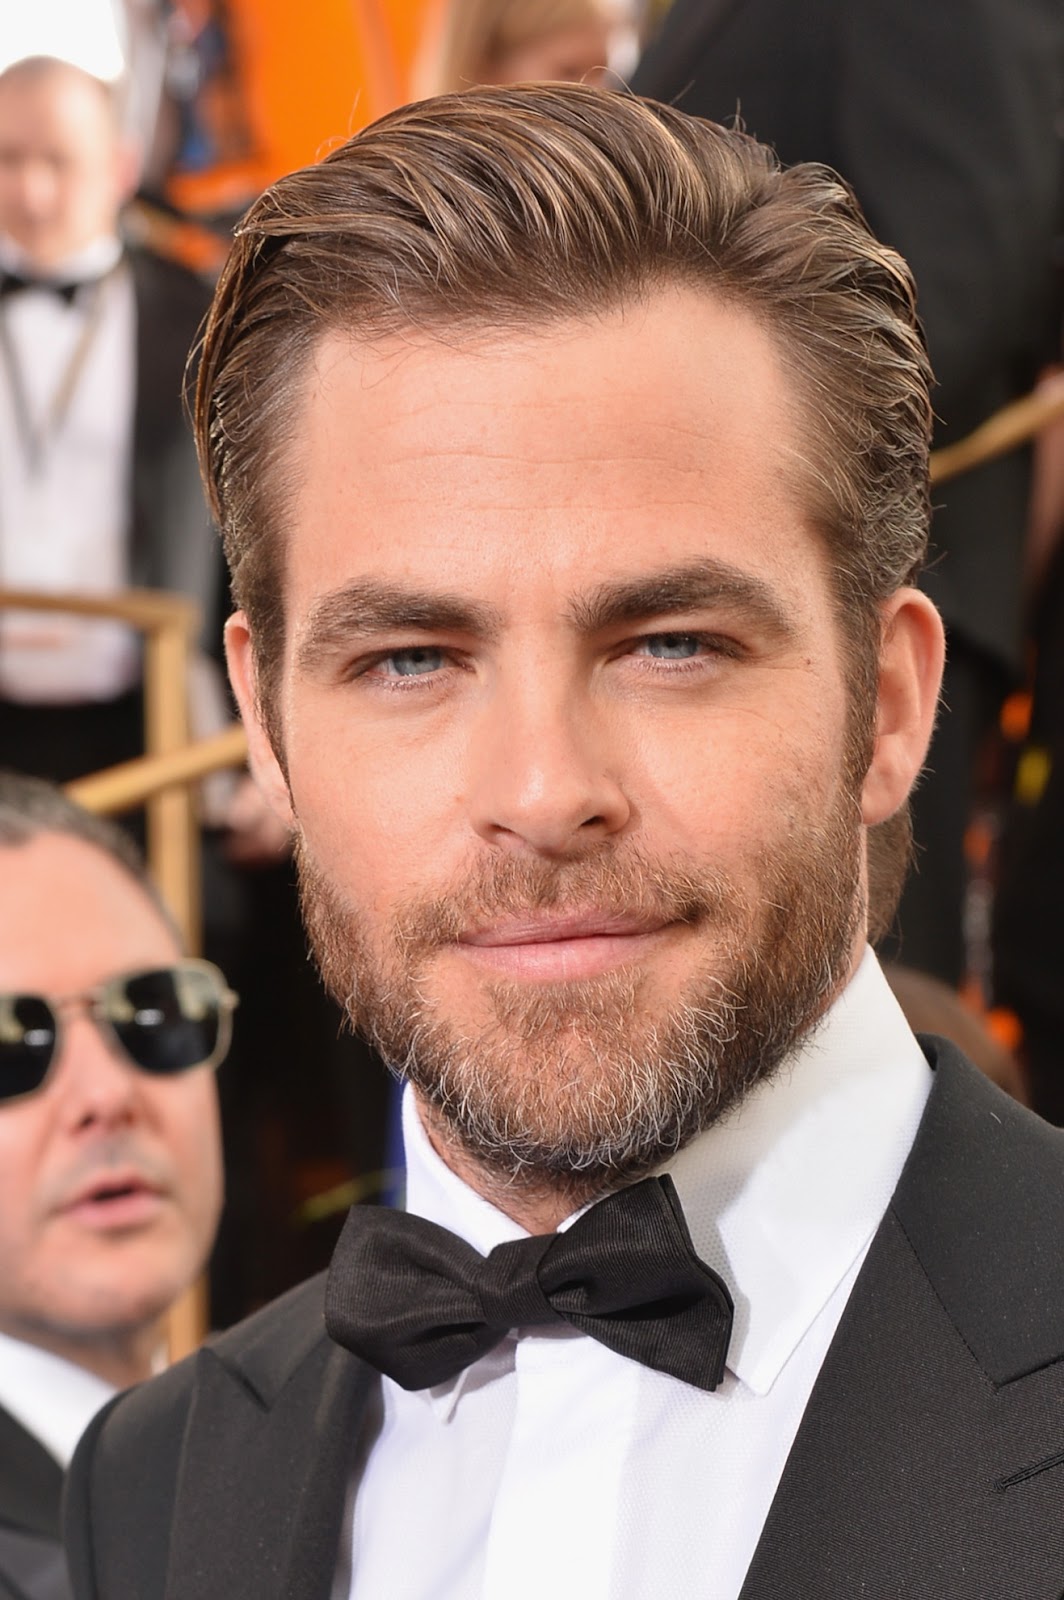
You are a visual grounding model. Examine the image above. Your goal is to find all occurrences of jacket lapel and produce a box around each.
[0,1407,63,1543]
[127,245,165,591]
[163,1312,374,1600]
[739,1042,1064,1599]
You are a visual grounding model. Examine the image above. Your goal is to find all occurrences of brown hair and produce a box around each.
[195,83,933,924]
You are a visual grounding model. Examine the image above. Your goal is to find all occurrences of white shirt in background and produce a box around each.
[0,232,139,704]
[0,1330,115,1468]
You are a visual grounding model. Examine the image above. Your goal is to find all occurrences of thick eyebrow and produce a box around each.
[295,580,502,674]
[569,559,798,642]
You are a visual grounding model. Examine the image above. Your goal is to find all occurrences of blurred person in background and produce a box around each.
[417,0,640,95]
[0,54,224,787]
[632,0,1064,990]
[993,359,1064,1121]
[0,771,226,1600]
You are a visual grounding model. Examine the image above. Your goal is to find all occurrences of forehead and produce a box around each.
[283,287,831,630]
[0,68,115,154]
[0,834,178,994]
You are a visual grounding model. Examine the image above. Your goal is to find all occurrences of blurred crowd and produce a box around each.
[0,0,1061,1331]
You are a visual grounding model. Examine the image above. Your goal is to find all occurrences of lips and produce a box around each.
[455,910,672,981]
[459,911,668,946]
[58,1168,168,1231]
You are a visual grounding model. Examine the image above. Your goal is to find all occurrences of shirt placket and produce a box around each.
[482,1329,639,1600]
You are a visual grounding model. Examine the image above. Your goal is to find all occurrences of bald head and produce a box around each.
[0,56,134,271]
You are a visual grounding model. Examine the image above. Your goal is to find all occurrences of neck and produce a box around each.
[0,231,122,278]
[7,1319,161,1389]
[414,1092,610,1234]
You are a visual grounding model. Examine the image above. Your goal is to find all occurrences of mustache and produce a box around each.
[45,1134,174,1212]
[384,847,736,953]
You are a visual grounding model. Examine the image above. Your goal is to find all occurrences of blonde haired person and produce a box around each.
[416,0,639,95]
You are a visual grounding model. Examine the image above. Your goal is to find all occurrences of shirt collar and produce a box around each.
[666,947,930,1393]
[401,947,931,1404]
[0,1330,116,1466]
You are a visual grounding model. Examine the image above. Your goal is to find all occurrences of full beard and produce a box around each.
[297,794,863,1203]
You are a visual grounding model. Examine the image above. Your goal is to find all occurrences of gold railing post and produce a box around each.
[930,380,1064,486]
[143,613,199,952]
[0,587,203,949]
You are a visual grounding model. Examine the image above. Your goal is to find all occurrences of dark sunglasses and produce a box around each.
[0,960,237,1105]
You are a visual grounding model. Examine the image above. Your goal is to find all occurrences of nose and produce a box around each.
[468,667,631,856]
[51,1008,142,1133]
[12,158,57,222]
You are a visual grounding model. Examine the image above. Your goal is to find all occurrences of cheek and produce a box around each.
[0,1136,41,1295]
[0,1184,31,1274]
[288,708,466,907]
[156,1078,224,1227]
[628,699,845,850]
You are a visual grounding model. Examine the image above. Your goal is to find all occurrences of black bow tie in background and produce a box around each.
[325,1173,734,1393]
[0,269,86,306]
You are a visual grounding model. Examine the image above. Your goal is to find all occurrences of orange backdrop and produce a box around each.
[167,0,444,220]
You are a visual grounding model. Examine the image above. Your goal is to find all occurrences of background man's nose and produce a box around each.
[51,1011,142,1132]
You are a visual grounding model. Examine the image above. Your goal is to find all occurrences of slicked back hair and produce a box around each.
[195,83,934,935]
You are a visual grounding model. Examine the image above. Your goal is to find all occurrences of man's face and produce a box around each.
[485,2,638,87]
[0,834,222,1353]
[0,67,129,270]
[231,289,911,1191]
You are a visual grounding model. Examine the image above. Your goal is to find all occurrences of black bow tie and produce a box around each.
[0,269,87,306]
[325,1174,734,1393]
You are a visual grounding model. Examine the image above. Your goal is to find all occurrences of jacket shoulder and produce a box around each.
[64,1275,330,1600]
[896,1037,1064,1384]
[125,243,212,316]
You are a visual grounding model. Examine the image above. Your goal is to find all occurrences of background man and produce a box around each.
[66,86,1064,1599]
[0,773,225,1600]
[0,55,223,785]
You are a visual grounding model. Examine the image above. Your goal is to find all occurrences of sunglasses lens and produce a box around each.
[108,966,227,1075]
[0,996,57,1101]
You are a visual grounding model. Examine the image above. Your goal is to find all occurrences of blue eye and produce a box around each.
[381,648,446,677]
[640,633,702,660]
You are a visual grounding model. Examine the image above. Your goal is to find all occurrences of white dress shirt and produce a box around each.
[333,948,932,1600]
[0,1330,115,1467]
[0,232,138,703]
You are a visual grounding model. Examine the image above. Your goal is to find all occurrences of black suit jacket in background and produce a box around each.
[633,0,1064,678]
[0,1407,70,1600]
[65,1040,1064,1599]
[126,245,221,656]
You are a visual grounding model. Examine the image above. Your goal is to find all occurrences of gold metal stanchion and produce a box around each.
[930,380,1064,487]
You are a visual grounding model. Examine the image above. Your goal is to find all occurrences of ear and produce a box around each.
[861,587,945,827]
[113,136,142,207]
[225,613,296,829]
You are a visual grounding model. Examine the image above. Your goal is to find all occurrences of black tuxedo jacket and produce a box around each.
[65,1041,1064,1598]
[0,1406,70,1600]
[632,0,1064,676]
